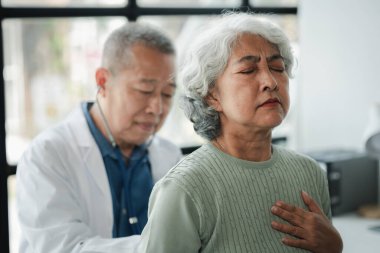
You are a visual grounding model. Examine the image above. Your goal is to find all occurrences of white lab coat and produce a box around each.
[16,105,183,253]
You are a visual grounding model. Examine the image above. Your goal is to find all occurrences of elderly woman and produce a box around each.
[138,13,343,253]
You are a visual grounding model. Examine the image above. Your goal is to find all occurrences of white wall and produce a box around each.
[297,0,380,152]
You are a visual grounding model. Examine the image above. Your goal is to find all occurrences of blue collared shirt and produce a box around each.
[82,102,153,237]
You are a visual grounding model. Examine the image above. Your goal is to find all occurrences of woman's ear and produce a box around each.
[205,87,222,112]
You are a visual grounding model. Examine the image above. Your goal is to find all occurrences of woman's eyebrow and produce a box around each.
[267,54,284,62]
[234,55,261,65]
[234,54,284,65]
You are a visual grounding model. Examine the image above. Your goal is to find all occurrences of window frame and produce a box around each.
[0,0,297,252]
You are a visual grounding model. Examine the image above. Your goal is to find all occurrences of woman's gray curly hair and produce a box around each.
[179,12,295,140]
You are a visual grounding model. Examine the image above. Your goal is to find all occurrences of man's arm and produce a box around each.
[16,139,140,253]
[271,191,343,253]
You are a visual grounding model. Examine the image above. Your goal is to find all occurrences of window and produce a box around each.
[3,17,126,165]
[138,0,239,7]
[2,0,127,7]
[0,2,298,253]
[250,0,298,7]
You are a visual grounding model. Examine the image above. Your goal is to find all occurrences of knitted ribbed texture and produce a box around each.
[165,143,331,253]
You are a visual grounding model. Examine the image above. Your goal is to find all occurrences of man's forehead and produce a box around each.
[140,78,176,87]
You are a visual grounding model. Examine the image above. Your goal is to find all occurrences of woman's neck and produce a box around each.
[213,131,272,162]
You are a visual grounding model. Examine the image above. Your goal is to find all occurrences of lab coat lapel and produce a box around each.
[68,105,112,200]
[82,145,111,199]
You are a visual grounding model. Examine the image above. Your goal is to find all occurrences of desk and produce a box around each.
[332,213,380,253]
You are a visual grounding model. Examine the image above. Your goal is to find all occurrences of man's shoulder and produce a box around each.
[25,106,87,153]
[149,135,182,159]
[148,136,183,181]
[151,135,180,151]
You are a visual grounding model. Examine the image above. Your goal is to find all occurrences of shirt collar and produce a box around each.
[82,101,116,159]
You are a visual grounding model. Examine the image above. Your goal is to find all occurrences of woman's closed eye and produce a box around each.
[237,63,285,74]
[269,66,285,73]
[239,68,256,74]
[269,60,286,73]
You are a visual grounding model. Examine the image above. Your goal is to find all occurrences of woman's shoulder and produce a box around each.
[171,144,213,168]
[162,144,218,188]
[274,146,327,187]
[275,145,314,160]
[274,145,321,169]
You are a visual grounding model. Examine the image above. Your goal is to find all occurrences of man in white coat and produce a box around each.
[16,22,182,252]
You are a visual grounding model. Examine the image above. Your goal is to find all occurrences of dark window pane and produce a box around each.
[138,0,239,7]
[250,0,298,7]
[255,14,298,42]
[2,0,127,7]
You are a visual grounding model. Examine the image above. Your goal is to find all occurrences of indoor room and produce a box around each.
[1,0,379,252]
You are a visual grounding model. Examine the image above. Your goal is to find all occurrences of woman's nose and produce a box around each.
[259,69,278,92]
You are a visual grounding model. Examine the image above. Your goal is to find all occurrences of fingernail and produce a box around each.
[271,206,278,212]
[276,201,283,207]
[302,190,308,197]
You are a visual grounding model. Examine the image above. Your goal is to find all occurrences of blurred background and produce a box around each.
[1,0,380,252]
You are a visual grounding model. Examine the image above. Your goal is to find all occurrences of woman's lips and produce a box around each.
[259,98,280,107]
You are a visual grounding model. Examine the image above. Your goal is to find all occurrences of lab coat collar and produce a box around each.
[65,104,112,200]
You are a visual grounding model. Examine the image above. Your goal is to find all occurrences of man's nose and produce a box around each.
[146,94,163,115]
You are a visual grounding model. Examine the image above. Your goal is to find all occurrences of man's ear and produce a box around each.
[95,68,110,95]
[205,87,222,112]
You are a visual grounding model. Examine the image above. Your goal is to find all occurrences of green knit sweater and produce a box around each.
[138,143,331,253]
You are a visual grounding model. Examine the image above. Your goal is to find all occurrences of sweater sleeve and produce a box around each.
[137,179,201,253]
[320,168,332,219]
